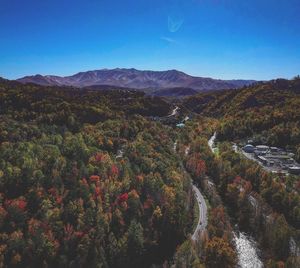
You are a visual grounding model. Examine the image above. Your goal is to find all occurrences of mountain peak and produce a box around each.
[17,68,255,91]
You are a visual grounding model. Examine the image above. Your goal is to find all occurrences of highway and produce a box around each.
[168,106,179,117]
[191,185,208,241]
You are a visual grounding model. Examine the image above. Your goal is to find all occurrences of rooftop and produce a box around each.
[256,145,270,149]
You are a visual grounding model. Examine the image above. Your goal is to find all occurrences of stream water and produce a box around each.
[234,232,263,268]
[208,133,263,268]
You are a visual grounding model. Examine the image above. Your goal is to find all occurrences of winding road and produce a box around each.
[168,106,179,117]
[171,112,208,242]
[192,185,208,241]
[189,132,216,240]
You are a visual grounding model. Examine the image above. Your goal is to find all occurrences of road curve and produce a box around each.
[192,185,208,241]
[168,106,179,117]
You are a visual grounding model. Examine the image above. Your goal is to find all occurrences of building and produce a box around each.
[254,145,269,156]
[176,123,185,128]
[258,156,268,165]
[256,145,270,151]
[286,158,294,164]
[270,147,279,153]
[243,144,255,153]
[288,166,300,175]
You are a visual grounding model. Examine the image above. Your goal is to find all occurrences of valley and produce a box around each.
[0,77,299,268]
[2,0,300,267]
[208,132,262,268]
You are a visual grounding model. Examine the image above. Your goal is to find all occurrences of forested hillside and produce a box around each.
[1,77,299,268]
[179,78,300,267]
[168,107,300,267]
[0,80,194,267]
[183,78,300,161]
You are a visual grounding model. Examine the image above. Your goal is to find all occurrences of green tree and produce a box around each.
[127,219,144,259]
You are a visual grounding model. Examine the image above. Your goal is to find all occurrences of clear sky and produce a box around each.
[1,0,300,80]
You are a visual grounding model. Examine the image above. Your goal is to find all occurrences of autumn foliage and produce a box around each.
[0,80,190,268]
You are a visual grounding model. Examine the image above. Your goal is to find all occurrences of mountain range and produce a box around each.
[17,68,255,93]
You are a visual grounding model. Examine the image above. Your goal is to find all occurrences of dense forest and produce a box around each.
[182,78,300,229]
[0,77,299,267]
[183,77,300,161]
[169,115,300,267]
[179,78,300,267]
[0,80,195,267]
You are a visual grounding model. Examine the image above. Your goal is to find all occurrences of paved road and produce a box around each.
[192,185,208,241]
[175,133,208,241]
[208,132,216,151]
[168,106,179,117]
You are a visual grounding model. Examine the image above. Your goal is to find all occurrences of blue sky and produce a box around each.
[0,0,300,80]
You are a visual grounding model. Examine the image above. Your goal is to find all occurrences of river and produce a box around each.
[208,133,263,268]
[234,232,263,268]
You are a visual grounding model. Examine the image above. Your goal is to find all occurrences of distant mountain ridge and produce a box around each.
[17,68,255,92]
